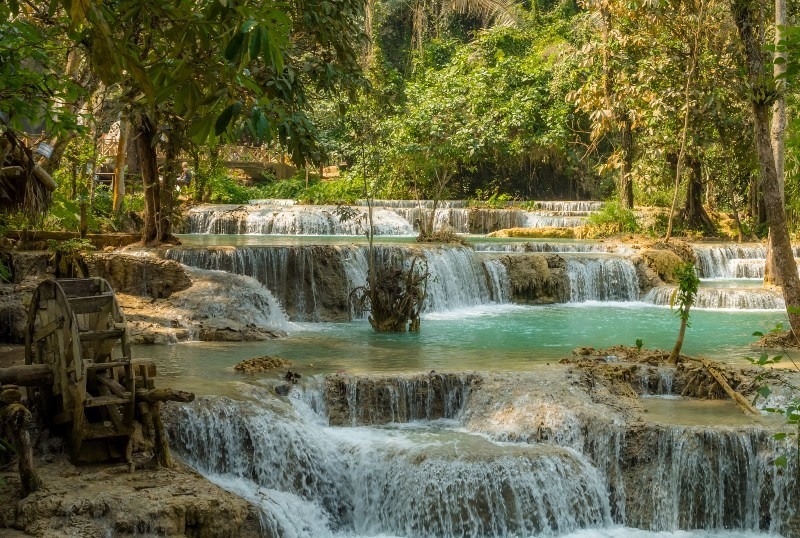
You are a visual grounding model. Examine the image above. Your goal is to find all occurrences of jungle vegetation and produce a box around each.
[1,0,800,327]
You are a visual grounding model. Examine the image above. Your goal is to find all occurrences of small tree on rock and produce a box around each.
[668,262,700,364]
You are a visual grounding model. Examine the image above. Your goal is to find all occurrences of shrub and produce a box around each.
[585,201,639,236]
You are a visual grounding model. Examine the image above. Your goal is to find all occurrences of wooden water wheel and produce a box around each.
[24,278,138,464]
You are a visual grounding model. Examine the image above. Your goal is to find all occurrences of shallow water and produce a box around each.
[138,302,785,395]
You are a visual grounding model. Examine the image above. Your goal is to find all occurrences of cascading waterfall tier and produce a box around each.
[168,390,613,538]
[691,244,800,280]
[694,245,767,279]
[565,255,640,302]
[644,286,784,310]
[165,244,511,320]
[472,242,614,253]
[324,373,480,426]
[185,200,603,235]
[167,372,797,538]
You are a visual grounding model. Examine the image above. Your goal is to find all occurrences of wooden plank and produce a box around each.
[87,361,130,371]
[68,294,113,314]
[33,317,64,343]
[85,395,130,408]
[131,359,157,378]
[57,279,101,298]
[96,373,130,398]
[79,328,125,342]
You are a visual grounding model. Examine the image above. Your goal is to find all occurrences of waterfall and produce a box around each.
[169,392,614,538]
[178,267,289,331]
[644,286,784,310]
[166,245,354,321]
[565,255,640,302]
[694,245,766,279]
[533,201,604,212]
[186,201,604,235]
[482,258,511,303]
[325,373,479,426]
[166,245,509,320]
[168,377,796,537]
[473,242,614,253]
[522,213,587,228]
[188,204,416,235]
[622,426,795,533]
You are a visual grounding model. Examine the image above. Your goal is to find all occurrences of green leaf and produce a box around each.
[225,32,246,62]
[249,26,262,61]
[752,331,764,337]
[773,455,788,468]
[214,100,243,136]
[773,432,788,441]
[188,116,214,144]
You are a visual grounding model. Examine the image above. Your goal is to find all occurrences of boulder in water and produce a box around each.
[234,355,293,373]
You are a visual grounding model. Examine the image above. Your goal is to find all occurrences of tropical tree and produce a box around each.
[730,0,800,336]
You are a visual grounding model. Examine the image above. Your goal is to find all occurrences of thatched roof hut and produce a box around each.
[0,130,57,218]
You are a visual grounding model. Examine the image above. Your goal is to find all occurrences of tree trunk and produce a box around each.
[159,125,181,243]
[668,307,690,364]
[113,117,129,214]
[620,119,634,209]
[133,113,161,245]
[766,0,787,285]
[684,158,715,233]
[732,0,800,335]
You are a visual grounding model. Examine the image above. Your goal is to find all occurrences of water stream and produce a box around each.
[156,203,798,538]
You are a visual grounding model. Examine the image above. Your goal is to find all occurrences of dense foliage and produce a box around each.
[0,0,798,241]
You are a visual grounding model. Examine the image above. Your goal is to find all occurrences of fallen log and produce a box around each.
[0,364,53,387]
[699,358,760,416]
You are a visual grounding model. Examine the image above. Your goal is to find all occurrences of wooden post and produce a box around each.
[0,403,42,497]
[151,401,174,469]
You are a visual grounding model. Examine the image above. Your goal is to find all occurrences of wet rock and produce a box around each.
[496,254,569,304]
[0,289,27,344]
[234,355,294,373]
[639,248,684,284]
[0,460,261,537]
[487,227,577,239]
[325,373,482,426]
[197,319,283,342]
[5,251,50,283]
[88,253,191,298]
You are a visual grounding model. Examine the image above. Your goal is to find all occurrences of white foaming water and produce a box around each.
[186,201,604,235]
[176,266,290,331]
[644,286,785,311]
[482,258,511,303]
[693,245,766,279]
[560,530,775,538]
[534,201,604,212]
[169,382,795,538]
[168,245,510,319]
[522,213,588,228]
[565,256,640,302]
[169,393,614,538]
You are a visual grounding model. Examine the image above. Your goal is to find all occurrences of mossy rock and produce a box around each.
[487,227,576,239]
[640,249,684,284]
[234,355,294,373]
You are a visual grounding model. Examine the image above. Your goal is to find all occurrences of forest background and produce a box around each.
[1,0,799,241]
